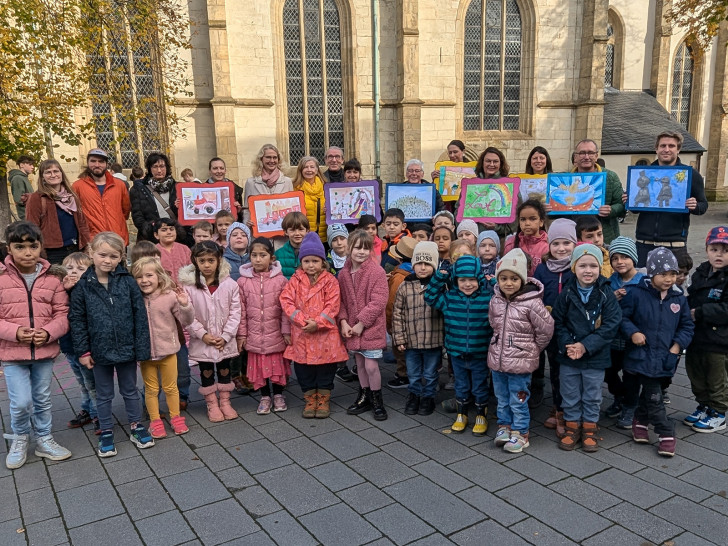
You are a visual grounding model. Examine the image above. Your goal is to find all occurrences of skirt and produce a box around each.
[247,352,290,390]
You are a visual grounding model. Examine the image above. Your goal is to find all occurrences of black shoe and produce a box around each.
[68,410,92,428]
[404,393,420,415]
[387,375,409,389]
[371,389,388,421]
[662,390,671,404]
[418,397,435,415]
[346,387,372,415]
[336,366,356,382]
[605,398,623,419]
[528,380,544,409]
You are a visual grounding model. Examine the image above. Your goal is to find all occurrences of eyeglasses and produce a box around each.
[576,151,598,157]
[326,155,343,160]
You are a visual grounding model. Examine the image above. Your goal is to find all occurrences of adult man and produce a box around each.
[72,148,131,244]
[206,157,244,221]
[572,139,625,245]
[9,155,35,220]
[633,131,708,266]
[321,146,345,183]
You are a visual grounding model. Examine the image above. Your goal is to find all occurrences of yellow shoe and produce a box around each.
[451,413,468,433]
[472,414,488,436]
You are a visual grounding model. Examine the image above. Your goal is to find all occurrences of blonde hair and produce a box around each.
[62,251,93,269]
[293,156,320,190]
[252,144,284,177]
[450,238,475,258]
[89,232,126,260]
[131,256,175,294]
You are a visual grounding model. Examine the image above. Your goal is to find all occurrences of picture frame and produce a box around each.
[455,178,520,224]
[434,161,477,201]
[384,183,437,222]
[176,182,237,226]
[512,173,548,203]
[248,191,307,237]
[324,181,381,224]
[625,165,692,213]
[545,172,606,215]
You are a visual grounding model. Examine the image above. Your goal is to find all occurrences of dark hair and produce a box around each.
[655,131,684,150]
[525,146,554,175]
[357,214,378,229]
[110,163,124,174]
[130,240,161,264]
[208,157,225,170]
[281,211,310,231]
[575,215,603,239]
[513,199,547,249]
[596,158,606,168]
[6,221,43,245]
[190,241,223,289]
[410,223,433,237]
[432,226,455,241]
[145,152,171,178]
[16,155,35,166]
[131,166,144,180]
[448,140,465,151]
[152,217,185,243]
[383,208,405,222]
[476,147,509,178]
[214,209,234,222]
[677,252,693,272]
[344,158,362,172]
[249,236,274,256]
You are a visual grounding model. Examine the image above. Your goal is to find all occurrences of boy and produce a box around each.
[676,253,693,294]
[432,211,455,231]
[154,218,191,284]
[130,241,161,265]
[685,227,728,433]
[385,236,417,388]
[381,208,411,270]
[477,230,500,278]
[213,210,234,248]
[410,223,433,242]
[327,223,349,275]
[192,221,214,243]
[575,216,612,277]
[278,211,309,279]
[223,222,251,282]
[620,248,693,456]
[392,241,443,416]
[456,219,479,246]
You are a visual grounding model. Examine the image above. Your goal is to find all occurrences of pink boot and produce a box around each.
[199,385,224,423]
[217,383,239,420]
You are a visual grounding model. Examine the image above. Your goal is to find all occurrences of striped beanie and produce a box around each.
[608,236,638,265]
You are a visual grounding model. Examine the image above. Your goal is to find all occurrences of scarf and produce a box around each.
[261,168,281,187]
[576,283,594,303]
[546,256,571,273]
[54,188,78,214]
[481,259,497,277]
[330,251,347,269]
[147,176,174,194]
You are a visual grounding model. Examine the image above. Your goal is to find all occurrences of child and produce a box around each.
[433,226,455,271]
[154,217,191,284]
[620,248,693,456]
[392,241,443,416]
[280,233,349,418]
[575,216,613,278]
[132,257,194,438]
[552,244,621,452]
[1,222,72,469]
[410,223,433,242]
[676,253,693,294]
[504,199,548,277]
[685,227,728,433]
[213,210,234,248]
[236,237,291,414]
[223,222,251,281]
[489,248,554,453]
[381,208,411,269]
[449,238,475,263]
[357,215,384,262]
[383,235,416,275]
[178,241,242,422]
[69,231,154,458]
[456,219,479,246]
[278,211,309,279]
[432,211,455,231]
[327,223,349,274]
[385,236,417,388]
[425,255,493,436]
[192,221,214,244]
[477,230,500,278]
[339,231,390,420]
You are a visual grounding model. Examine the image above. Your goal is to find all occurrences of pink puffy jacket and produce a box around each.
[337,258,389,351]
[0,257,69,362]
[142,291,195,360]
[487,279,554,374]
[178,261,241,362]
[236,261,290,354]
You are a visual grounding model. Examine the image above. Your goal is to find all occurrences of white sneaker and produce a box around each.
[691,409,727,433]
[34,435,72,461]
[4,433,29,469]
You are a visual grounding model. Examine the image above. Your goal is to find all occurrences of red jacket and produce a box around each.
[337,258,389,351]
[72,171,131,244]
[25,193,91,250]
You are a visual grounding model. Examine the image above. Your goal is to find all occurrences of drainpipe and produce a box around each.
[372,0,381,180]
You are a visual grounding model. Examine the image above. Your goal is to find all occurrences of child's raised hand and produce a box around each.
[351,322,365,336]
[32,329,49,346]
[237,336,247,352]
[63,276,79,291]
[284,334,291,345]
[302,319,318,333]
[15,327,34,344]
[175,286,190,306]
[79,354,95,369]
[631,332,646,346]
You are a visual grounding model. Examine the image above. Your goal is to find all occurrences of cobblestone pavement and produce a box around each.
[1,205,728,546]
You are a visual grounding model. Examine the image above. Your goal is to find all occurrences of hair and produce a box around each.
[6,221,43,246]
[343,158,362,173]
[327,146,344,157]
[62,251,93,269]
[513,199,547,249]
[448,140,466,151]
[655,131,684,151]
[249,236,275,257]
[16,154,35,166]
[432,210,455,226]
[130,240,161,264]
[405,159,424,173]
[89,232,126,262]
[281,211,310,231]
[192,220,214,234]
[153,217,185,243]
[575,139,599,153]
[410,223,433,237]
[450,238,475,257]
[476,147,509,177]
[131,166,144,180]
[571,152,576,165]
[131,256,175,293]
[525,146,554,175]
[357,214,378,230]
[575,215,603,239]
[180,168,194,179]
[145,152,171,179]
[110,163,124,174]
[190,241,223,289]
[37,159,80,204]
[596,158,606,168]
[432,226,455,241]
[252,144,283,177]
[293,156,320,189]
[208,157,225,170]
[347,230,374,252]
[214,210,234,223]
[383,208,405,223]
[677,252,693,272]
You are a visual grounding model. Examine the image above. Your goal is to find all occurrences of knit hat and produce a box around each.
[433,210,455,225]
[412,241,439,269]
[646,247,679,276]
[706,226,728,246]
[226,222,251,246]
[496,248,528,284]
[570,243,603,270]
[327,223,349,244]
[452,255,483,280]
[456,219,478,239]
[608,236,638,265]
[548,218,577,244]
[388,236,417,261]
[299,232,327,261]
[476,230,500,255]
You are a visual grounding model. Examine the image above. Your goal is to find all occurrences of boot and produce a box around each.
[559,421,581,451]
[371,389,388,421]
[199,385,224,423]
[217,383,239,420]
[555,411,566,439]
[346,387,372,415]
[404,393,420,415]
[529,378,544,409]
[315,389,331,419]
[581,422,600,452]
[472,404,488,436]
[544,406,558,429]
[302,390,318,419]
[451,401,468,433]
[418,397,435,416]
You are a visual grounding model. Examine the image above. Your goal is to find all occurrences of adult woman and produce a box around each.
[405,159,445,213]
[525,146,553,175]
[129,152,180,242]
[430,139,467,180]
[243,144,293,225]
[293,156,327,242]
[475,147,510,179]
[344,158,362,182]
[26,159,91,264]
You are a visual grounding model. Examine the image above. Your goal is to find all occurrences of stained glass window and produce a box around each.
[605,23,614,87]
[671,42,693,129]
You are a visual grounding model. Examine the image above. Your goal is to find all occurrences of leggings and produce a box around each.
[141,355,180,420]
[260,381,285,397]
[198,358,233,388]
[354,353,382,390]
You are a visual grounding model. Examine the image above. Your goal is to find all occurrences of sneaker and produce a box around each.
[170,415,189,435]
[494,426,511,447]
[272,394,288,412]
[34,435,72,461]
[98,431,117,458]
[130,425,155,449]
[604,399,622,419]
[632,420,650,443]
[335,366,356,382]
[149,418,167,439]
[92,417,101,435]
[617,406,636,429]
[387,375,409,389]
[4,433,29,469]
[657,436,676,457]
[443,376,455,391]
[503,431,529,453]
[684,405,708,426]
[692,408,727,433]
[68,410,92,429]
[257,396,272,415]
[662,390,671,404]
[441,398,458,413]
[404,393,420,415]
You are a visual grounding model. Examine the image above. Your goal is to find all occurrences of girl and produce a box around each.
[236,237,291,414]
[504,199,549,277]
[477,231,500,278]
[339,231,390,420]
[358,215,384,261]
[293,156,327,243]
[223,222,251,282]
[280,232,349,419]
[69,231,153,458]
[178,241,242,422]
[489,249,554,453]
[433,226,454,271]
[132,257,194,438]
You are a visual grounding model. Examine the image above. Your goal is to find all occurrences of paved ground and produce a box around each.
[2,205,728,546]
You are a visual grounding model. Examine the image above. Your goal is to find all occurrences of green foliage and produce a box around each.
[669,0,728,48]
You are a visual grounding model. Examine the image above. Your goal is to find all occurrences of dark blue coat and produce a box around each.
[687,261,728,353]
[69,265,151,365]
[620,279,693,377]
[533,263,574,309]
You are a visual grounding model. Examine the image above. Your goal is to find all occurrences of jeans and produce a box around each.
[67,353,97,418]
[176,343,190,401]
[450,354,489,405]
[3,359,55,437]
[491,370,531,433]
[293,362,337,392]
[93,362,142,432]
[405,348,442,398]
[630,373,674,436]
[560,365,604,423]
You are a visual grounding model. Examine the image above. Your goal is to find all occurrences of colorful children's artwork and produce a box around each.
[384,183,436,222]
[248,191,307,237]
[626,166,692,213]
[325,181,381,224]
[545,172,606,215]
[176,182,236,226]
[512,173,548,203]
[435,161,477,201]
[455,178,520,224]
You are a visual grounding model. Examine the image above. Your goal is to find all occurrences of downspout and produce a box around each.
[372,0,381,180]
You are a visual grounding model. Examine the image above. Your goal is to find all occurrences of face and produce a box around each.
[345,169,361,182]
[406,164,423,183]
[610,253,635,276]
[135,265,160,295]
[64,260,88,282]
[652,271,677,292]
[92,242,122,274]
[87,156,108,178]
[155,225,177,246]
[151,159,167,180]
[42,164,63,187]
[330,235,348,256]
[483,153,501,176]
[498,271,523,298]
[460,231,477,245]
[433,215,454,230]
[193,229,212,243]
[479,239,498,261]
[519,206,543,237]
[707,243,728,270]
[433,230,452,254]
[183,173,194,183]
[574,255,600,286]
[20,162,35,175]
[384,217,405,239]
[414,262,434,279]
[250,245,272,272]
[580,227,603,247]
[215,218,232,238]
[447,145,464,162]
[550,239,575,259]
[530,152,548,174]
[301,256,325,276]
[325,148,343,171]
[676,267,689,286]
[656,137,680,166]
[195,254,219,280]
[411,230,429,242]
[209,160,226,181]
[362,224,378,239]
[286,226,307,247]
[302,160,318,180]
[9,239,42,273]
[457,276,478,296]
[349,243,371,265]
[229,228,249,253]
[574,142,598,171]
[262,149,280,172]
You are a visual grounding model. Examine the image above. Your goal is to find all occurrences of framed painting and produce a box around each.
[435,161,477,201]
[384,183,436,222]
[248,191,307,237]
[325,181,381,224]
[512,173,548,203]
[545,172,606,215]
[176,182,237,226]
[626,165,692,213]
[455,178,520,224]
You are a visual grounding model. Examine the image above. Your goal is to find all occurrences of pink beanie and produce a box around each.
[547,218,577,244]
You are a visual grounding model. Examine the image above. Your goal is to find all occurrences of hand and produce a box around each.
[438,269,449,276]
[16,327,34,344]
[202,333,217,346]
[302,319,318,333]
[237,336,247,352]
[669,343,681,355]
[482,222,497,230]
[213,336,226,350]
[566,342,586,360]
[284,334,291,345]
[21,193,30,203]
[63,276,79,290]
[685,197,697,210]
[79,355,95,369]
[597,205,612,217]
[397,344,406,352]
[690,308,696,321]
[340,320,353,338]
[174,198,181,208]
[32,329,49,346]
[621,192,628,205]
[351,322,365,336]
[543,202,552,213]
[175,286,189,306]
[631,332,647,346]
[614,288,626,301]
[430,170,439,180]
[245,219,254,228]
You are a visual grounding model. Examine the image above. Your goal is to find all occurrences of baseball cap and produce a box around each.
[87,148,109,160]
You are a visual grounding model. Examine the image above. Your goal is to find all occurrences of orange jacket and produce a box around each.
[72,171,131,244]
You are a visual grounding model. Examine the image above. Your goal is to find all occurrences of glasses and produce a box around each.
[576,151,598,157]
[326,155,343,160]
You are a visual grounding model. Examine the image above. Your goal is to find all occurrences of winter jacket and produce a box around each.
[279,269,349,365]
[242,173,294,223]
[620,278,694,377]
[69,264,151,365]
[72,171,132,244]
[337,258,389,351]
[0,257,69,362]
[223,246,250,282]
[687,261,728,353]
[609,270,646,350]
[504,231,549,277]
[569,166,625,244]
[298,177,328,242]
[178,261,242,362]
[597,246,613,278]
[143,291,195,360]
[25,192,91,250]
[551,276,621,369]
[277,241,299,280]
[129,177,180,242]
[9,169,33,220]
[157,242,191,284]
[488,280,554,374]
[236,261,290,354]
[392,274,444,350]
[386,262,413,331]
[533,262,574,309]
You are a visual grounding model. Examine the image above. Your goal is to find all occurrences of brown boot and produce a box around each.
[555,411,566,439]
[581,422,600,452]
[559,421,581,451]
[544,406,558,429]
[199,385,224,423]
[217,383,238,420]
[315,389,331,419]
[302,390,318,419]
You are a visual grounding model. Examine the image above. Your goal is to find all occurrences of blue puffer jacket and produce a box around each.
[620,278,694,378]
[223,246,250,282]
[533,262,574,309]
[69,265,151,365]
